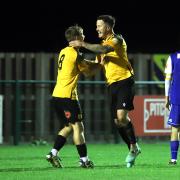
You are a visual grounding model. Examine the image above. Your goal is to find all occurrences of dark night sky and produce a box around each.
[0,1,179,53]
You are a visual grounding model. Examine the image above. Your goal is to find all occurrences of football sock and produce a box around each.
[53,135,66,152]
[170,141,179,160]
[51,149,58,156]
[80,156,89,162]
[123,121,137,145]
[76,143,87,159]
[117,127,130,150]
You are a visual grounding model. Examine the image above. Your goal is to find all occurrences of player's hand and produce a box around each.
[78,60,102,77]
[84,59,99,64]
[69,40,83,48]
[165,96,170,111]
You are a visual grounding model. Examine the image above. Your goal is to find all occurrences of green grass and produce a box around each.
[0,143,179,180]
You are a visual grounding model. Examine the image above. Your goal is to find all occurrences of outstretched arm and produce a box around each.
[69,40,114,54]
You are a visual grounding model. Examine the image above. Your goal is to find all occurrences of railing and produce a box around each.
[0,80,165,145]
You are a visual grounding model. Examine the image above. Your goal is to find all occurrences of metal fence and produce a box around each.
[0,53,167,144]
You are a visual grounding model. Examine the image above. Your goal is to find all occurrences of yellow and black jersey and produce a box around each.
[102,34,134,85]
[52,46,81,100]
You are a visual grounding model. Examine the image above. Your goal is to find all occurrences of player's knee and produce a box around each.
[114,118,124,127]
[171,127,179,139]
[114,117,128,127]
[73,122,84,133]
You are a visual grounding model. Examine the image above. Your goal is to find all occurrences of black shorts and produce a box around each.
[108,76,135,119]
[53,97,83,126]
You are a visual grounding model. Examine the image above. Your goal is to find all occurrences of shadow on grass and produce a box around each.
[0,167,56,172]
[0,157,43,161]
[0,155,73,161]
[0,167,58,172]
[137,163,179,169]
[0,163,176,172]
[0,164,121,172]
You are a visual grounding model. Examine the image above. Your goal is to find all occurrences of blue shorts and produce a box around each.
[168,104,180,127]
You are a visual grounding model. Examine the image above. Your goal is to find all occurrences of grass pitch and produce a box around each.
[0,142,179,180]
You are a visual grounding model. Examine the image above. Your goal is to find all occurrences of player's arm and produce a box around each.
[164,56,172,110]
[165,76,171,110]
[77,53,102,77]
[81,42,113,54]
[70,40,114,54]
[82,53,98,62]
[84,36,122,53]
[78,60,102,77]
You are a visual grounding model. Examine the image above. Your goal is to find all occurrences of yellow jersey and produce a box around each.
[102,34,134,85]
[52,46,80,100]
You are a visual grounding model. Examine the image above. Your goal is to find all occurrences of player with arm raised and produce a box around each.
[70,15,141,168]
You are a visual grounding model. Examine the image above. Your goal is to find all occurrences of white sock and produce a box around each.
[80,156,88,162]
[51,149,58,156]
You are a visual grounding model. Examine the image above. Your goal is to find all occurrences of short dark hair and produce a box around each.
[65,25,83,42]
[97,15,115,28]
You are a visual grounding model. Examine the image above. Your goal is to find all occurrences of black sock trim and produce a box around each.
[53,135,66,151]
[123,122,137,144]
[76,143,87,157]
[117,127,131,150]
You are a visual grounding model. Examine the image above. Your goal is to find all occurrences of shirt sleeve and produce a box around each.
[164,56,172,96]
[164,56,172,74]
[103,38,116,49]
